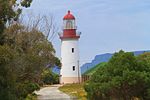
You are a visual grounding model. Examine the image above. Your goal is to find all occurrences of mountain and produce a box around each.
[81,50,150,74]
[83,62,107,76]
[81,53,113,74]
[52,66,60,74]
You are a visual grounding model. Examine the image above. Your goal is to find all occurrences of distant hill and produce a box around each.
[52,66,60,74]
[81,50,150,74]
[83,62,107,76]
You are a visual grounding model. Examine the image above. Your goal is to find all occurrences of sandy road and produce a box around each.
[35,84,77,100]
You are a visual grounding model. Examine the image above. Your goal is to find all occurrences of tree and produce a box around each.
[0,0,33,44]
[137,52,150,99]
[0,45,20,99]
[41,69,59,85]
[0,16,60,99]
[85,50,150,100]
[4,23,57,82]
[0,0,61,97]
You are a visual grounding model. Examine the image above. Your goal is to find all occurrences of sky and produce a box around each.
[23,0,150,65]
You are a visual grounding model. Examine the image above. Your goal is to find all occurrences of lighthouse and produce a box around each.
[59,10,81,84]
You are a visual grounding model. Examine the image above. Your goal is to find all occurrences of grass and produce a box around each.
[59,83,87,100]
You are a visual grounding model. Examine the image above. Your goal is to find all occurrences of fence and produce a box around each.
[81,75,90,82]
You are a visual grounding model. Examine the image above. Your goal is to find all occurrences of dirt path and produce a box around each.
[35,84,77,100]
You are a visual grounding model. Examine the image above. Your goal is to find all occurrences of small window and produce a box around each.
[72,48,74,53]
[73,66,75,71]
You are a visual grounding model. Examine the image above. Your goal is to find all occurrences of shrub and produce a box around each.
[41,69,59,85]
[85,51,150,100]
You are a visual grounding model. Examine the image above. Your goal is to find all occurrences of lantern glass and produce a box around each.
[63,20,76,29]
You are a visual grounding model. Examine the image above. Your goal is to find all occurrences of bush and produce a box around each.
[41,69,59,85]
[25,82,40,94]
[15,82,40,99]
[25,93,37,100]
[85,50,150,100]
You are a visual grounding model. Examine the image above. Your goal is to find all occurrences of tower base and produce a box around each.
[60,77,81,84]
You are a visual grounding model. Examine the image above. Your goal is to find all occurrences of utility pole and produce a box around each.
[78,60,80,83]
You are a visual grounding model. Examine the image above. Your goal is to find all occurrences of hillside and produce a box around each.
[81,53,113,74]
[83,62,106,76]
[81,50,150,74]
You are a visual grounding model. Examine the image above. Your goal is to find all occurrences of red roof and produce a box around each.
[63,10,75,20]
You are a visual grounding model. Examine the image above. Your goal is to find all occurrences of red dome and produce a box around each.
[63,10,75,20]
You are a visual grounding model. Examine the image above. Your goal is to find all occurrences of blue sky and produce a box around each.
[23,0,150,65]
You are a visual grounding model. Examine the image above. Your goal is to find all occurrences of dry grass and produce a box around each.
[59,83,87,100]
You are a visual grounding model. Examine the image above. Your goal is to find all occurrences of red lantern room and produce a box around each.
[59,10,80,39]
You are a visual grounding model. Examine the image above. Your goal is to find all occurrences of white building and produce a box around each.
[59,10,81,84]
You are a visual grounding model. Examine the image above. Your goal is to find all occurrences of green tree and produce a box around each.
[0,0,32,44]
[137,52,150,99]
[4,23,57,83]
[0,21,60,99]
[0,2,61,97]
[41,69,59,85]
[85,50,150,100]
[0,45,18,99]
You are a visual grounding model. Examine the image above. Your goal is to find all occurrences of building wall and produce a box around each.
[60,77,82,84]
[60,39,81,84]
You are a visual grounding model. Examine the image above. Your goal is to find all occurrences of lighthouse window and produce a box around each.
[66,20,73,29]
[72,48,74,53]
[73,66,75,71]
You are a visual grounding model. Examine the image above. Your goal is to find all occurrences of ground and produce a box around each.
[34,84,76,100]
[59,83,87,100]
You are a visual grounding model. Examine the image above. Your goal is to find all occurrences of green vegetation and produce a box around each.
[25,93,37,100]
[0,0,33,45]
[0,23,60,99]
[59,84,87,100]
[41,69,59,85]
[0,1,61,99]
[84,50,150,100]
[83,62,107,76]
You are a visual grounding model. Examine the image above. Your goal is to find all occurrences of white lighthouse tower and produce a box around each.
[59,10,81,84]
